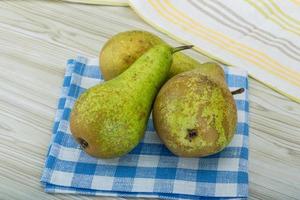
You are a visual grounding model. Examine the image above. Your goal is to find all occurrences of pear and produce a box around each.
[100,30,201,80]
[70,44,192,158]
[153,64,243,157]
[191,62,225,82]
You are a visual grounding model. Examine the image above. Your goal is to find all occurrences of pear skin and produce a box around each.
[70,45,191,158]
[153,67,237,157]
[100,30,163,80]
[100,30,201,80]
[192,62,225,81]
[168,52,202,78]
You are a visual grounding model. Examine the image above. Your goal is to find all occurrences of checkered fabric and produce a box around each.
[41,56,249,199]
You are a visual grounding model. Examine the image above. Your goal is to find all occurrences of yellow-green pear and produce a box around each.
[70,44,192,158]
[153,65,243,157]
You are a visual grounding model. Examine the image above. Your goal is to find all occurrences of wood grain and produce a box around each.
[0,1,299,199]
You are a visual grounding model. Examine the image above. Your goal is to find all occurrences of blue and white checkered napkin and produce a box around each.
[41,56,249,199]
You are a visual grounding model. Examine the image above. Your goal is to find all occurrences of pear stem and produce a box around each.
[231,88,245,95]
[172,45,194,53]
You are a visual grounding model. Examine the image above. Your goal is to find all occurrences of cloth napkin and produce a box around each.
[41,56,249,199]
[129,0,300,103]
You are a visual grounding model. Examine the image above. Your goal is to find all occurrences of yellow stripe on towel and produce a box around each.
[245,0,300,36]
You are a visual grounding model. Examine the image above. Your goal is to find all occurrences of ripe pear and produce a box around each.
[100,30,201,80]
[70,44,192,158]
[192,62,225,82]
[153,65,241,157]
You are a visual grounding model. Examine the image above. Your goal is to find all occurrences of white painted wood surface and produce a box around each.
[0,1,299,200]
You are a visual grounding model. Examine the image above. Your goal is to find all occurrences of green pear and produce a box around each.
[153,65,242,157]
[191,62,225,82]
[99,30,201,80]
[70,44,192,158]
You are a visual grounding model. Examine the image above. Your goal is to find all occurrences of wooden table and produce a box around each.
[0,1,299,199]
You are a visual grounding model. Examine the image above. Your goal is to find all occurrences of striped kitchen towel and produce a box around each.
[129,0,300,103]
[41,56,249,199]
